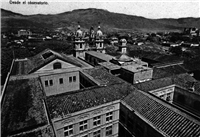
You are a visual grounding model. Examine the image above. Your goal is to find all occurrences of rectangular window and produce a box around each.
[49,80,53,86]
[106,126,112,136]
[69,77,72,83]
[64,125,73,137]
[106,112,113,122]
[93,130,101,137]
[80,44,82,49]
[59,78,63,84]
[93,116,101,126]
[73,76,76,82]
[79,120,88,131]
[45,80,48,87]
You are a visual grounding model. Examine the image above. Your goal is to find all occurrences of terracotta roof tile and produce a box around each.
[82,67,124,85]
[123,90,200,137]
[153,65,188,79]
[47,81,136,119]
[135,73,197,92]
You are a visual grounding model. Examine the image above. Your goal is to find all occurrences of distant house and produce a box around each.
[110,37,119,45]
[18,29,32,36]
[118,38,127,54]
[181,42,192,51]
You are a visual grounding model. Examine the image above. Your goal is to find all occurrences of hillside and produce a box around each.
[1,8,200,33]
[1,9,24,17]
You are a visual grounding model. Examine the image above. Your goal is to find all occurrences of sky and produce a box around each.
[1,0,200,19]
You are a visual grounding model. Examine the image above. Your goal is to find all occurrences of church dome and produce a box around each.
[96,30,103,37]
[115,54,132,62]
[96,26,103,37]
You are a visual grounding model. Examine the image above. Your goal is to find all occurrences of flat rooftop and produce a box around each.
[98,62,121,70]
[85,51,114,62]
[122,64,152,73]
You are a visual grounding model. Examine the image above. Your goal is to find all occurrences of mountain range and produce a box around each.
[1,8,200,33]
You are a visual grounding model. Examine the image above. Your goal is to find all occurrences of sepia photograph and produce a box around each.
[1,0,200,136]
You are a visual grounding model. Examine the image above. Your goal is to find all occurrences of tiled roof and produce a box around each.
[85,51,114,62]
[11,49,92,75]
[135,73,197,92]
[141,54,183,65]
[47,82,136,119]
[123,90,200,137]
[152,67,172,79]
[153,64,188,79]
[82,67,124,86]
[2,77,48,136]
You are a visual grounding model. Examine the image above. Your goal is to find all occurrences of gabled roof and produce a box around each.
[123,90,200,137]
[135,73,196,92]
[11,49,92,75]
[27,49,83,73]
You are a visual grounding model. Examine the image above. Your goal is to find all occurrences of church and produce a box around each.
[73,23,105,58]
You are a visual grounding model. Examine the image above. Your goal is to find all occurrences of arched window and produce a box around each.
[53,62,62,69]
